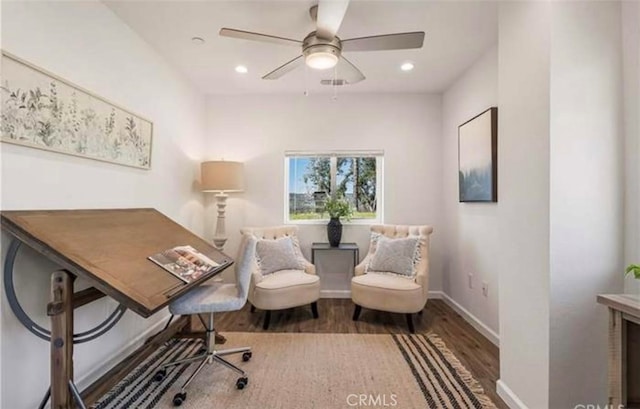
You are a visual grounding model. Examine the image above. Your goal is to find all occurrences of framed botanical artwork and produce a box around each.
[458,107,498,202]
[0,51,153,169]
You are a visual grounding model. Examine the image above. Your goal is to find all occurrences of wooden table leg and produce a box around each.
[48,270,74,409]
[608,307,626,407]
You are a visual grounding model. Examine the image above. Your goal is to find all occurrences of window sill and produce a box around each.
[285,218,383,226]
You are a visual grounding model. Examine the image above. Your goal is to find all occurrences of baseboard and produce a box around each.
[321,290,352,299]
[496,379,528,409]
[75,313,170,390]
[437,291,500,347]
[428,290,444,299]
[321,290,445,300]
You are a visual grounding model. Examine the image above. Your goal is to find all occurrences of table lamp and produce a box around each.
[201,160,244,250]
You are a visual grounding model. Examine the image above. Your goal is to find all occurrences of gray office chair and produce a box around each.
[153,235,256,407]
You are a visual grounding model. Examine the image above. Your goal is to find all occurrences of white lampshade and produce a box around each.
[201,161,244,192]
[305,52,338,70]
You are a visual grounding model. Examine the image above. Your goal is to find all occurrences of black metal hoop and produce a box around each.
[3,239,127,343]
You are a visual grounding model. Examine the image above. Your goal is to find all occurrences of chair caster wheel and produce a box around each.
[242,351,252,362]
[236,376,248,389]
[153,369,166,382]
[173,392,186,406]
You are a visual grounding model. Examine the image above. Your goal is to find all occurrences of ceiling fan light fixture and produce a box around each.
[302,37,341,70]
[305,51,339,70]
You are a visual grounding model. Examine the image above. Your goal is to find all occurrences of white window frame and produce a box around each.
[284,150,384,225]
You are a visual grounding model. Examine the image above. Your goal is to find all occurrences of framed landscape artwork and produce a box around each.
[0,51,153,169]
[458,107,497,202]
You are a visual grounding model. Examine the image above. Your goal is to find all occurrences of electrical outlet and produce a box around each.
[482,282,489,297]
[468,273,473,289]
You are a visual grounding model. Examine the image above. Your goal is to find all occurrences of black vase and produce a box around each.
[327,217,343,247]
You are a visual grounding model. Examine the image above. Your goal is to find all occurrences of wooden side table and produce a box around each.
[598,294,640,408]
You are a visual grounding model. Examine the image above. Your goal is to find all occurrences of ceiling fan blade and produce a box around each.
[341,32,425,52]
[262,55,304,80]
[316,0,350,40]
[219,28,302,47]
[335,56,365,84]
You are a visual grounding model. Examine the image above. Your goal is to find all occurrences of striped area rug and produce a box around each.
[392,334,496,409]
[93,332,496,409]
[94,338,203,409]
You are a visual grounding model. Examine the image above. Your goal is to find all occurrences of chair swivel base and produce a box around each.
[154,346,252,406]
[153,315,251,407]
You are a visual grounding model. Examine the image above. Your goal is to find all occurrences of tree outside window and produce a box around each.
[286,153,383,223]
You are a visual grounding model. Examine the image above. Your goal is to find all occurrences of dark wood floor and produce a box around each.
[216,298,507,408]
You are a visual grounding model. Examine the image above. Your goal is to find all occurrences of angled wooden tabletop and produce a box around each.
[1,208,233,317]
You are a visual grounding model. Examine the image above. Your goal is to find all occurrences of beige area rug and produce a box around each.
[94,332,496,409]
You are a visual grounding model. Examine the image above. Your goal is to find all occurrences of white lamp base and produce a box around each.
[213,192,228,250]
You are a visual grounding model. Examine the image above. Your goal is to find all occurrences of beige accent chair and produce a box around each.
[241,225,320,330]
[351,224,433,333]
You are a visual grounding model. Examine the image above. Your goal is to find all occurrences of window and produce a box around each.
[285,151,383,223]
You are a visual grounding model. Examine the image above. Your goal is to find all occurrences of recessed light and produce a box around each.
[191,37,205,45]
[401,62,414,72]
[235,65,248,74]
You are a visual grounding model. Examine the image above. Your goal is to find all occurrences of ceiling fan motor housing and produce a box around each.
[302,32,342,60]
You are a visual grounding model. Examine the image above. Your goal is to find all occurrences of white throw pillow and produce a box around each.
[256,236,304,275]
[367,236,420,277]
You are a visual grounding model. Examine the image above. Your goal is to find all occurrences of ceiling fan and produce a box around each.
[219,0,425,85]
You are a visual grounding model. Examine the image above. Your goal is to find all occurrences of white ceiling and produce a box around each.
[105,0,498,95]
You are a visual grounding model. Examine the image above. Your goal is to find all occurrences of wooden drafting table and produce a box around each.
[1,208,233,409]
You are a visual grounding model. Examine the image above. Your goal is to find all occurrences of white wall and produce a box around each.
[442,46,499,338]
[204,93,444,291]
[623,1,640,296]
[496,2,551,408]
[548,2,624,407]
[0,2,207,408]
[497,2,626,408]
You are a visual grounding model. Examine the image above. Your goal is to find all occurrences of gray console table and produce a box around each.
[311,242,359,266]
[311,243,359,297]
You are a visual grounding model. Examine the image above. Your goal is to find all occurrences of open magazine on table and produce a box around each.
[148,245,220,283]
